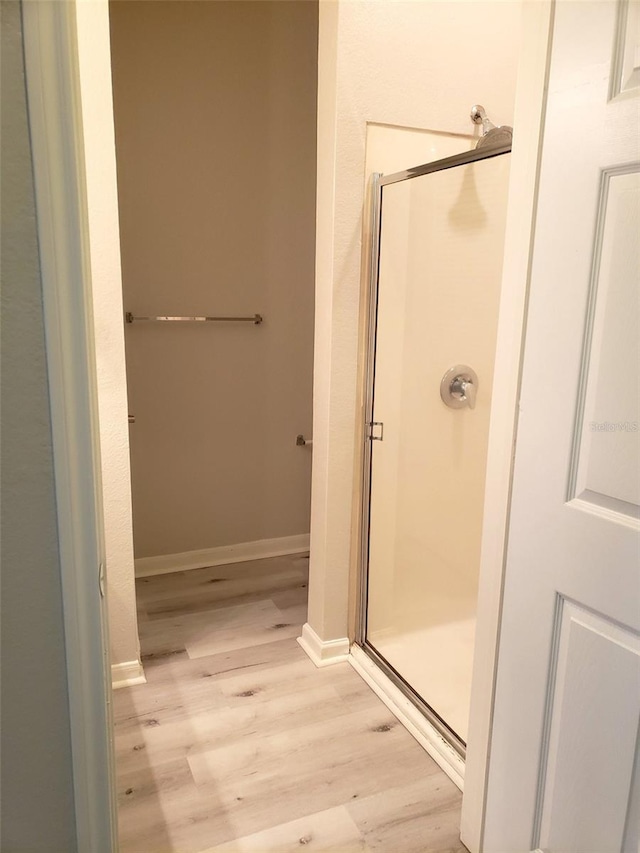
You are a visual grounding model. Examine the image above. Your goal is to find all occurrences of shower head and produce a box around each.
[475,124,513,149]
[470,104,513,150]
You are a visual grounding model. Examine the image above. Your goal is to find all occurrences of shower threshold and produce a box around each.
[349,642,466,791]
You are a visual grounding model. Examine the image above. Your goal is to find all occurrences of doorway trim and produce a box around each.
[460,3,554,850]
[21,0,553,851]
[21,1,118,850]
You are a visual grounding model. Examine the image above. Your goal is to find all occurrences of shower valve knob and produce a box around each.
[453,377,476,409]
[440,365,479,410]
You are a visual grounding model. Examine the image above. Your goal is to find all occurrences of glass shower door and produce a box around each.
[363,150,511,748]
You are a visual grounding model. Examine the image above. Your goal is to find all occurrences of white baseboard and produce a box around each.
[111,659,146,690]
[134,533,310,578]
[349,644,465,791]
[297,622,350,667]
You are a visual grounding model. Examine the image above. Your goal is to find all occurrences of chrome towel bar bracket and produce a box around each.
[125,312,263,325]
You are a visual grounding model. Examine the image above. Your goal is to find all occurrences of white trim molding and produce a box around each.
[135,534,310,578]
[22,1,118,849]
[460,4,554,852]
[349,645,465,790]
[297,623,350,667]
[111,659,146,690]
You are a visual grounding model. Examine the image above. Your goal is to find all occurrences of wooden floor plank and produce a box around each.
[142,570,307,620]
[202,805,369,853]
[115,554,465,852]
[186,707,442,840]
[141,636,308,682]
[348,776,466,853]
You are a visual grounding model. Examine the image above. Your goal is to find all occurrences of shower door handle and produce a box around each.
[440,366,478,410]
[367,422,384,441]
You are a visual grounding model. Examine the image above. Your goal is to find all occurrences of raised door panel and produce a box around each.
[537,601,640,852]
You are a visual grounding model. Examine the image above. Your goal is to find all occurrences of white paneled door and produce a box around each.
[483,2,640,852]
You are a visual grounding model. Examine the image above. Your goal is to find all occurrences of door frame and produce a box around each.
[22,0,553,851]
[461,3,553,849]
[21,1,118,850]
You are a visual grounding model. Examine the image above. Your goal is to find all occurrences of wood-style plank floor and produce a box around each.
[114,553,466,852]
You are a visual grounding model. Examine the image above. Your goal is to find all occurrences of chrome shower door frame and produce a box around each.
[356,142,512,759]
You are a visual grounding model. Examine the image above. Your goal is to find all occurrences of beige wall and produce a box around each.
[308,0,522,645]
[109,0,318,559]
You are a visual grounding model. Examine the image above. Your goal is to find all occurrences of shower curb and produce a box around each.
[349,644,465,791]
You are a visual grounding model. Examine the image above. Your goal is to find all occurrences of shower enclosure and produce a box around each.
[358,117,512,754]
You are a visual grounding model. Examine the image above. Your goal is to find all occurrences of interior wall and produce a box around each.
[0,2,77,847]
[109,0,318,560]
[307,0,522,645]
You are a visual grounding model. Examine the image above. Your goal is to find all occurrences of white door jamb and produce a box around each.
[461,4,554,851]
[22,2,118,850]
